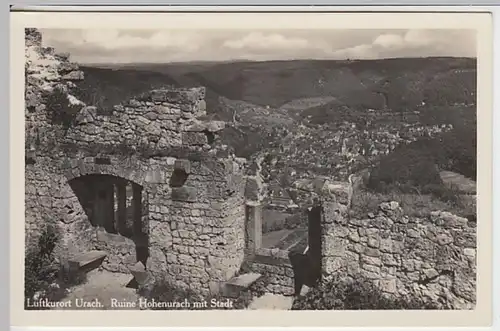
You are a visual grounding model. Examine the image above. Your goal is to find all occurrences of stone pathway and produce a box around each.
[57,269,295,311]
[247,293,294,310]
[57,269,140,310]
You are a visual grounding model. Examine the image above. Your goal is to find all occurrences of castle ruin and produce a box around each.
[24,28,477,308]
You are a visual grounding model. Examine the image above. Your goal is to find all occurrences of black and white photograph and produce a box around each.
[22,16,483,315]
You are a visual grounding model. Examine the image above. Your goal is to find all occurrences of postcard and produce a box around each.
[9,6,493,328]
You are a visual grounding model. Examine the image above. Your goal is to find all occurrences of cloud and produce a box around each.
[39,28,476,64]
[373,34,404,48]
[330,29,476,60]
[222,32,311,51]
[43,29,202,52]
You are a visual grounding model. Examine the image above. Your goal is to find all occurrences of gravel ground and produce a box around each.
[247,293,294,310]
[56,269,140,310]
[56,269,296,311]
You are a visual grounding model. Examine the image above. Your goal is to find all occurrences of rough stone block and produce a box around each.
[182,132,207,146]
[202,159,233,177]
[223,273,262,298]
[68,250,107,273]
[322,257,344,274]
[149,88,205,105]
[379,279,397,293]
[245,176,263,201]
[62,70,84,81]
[75,106,97,125]
[381,253,399,266]
[209,281,222,296]
[364,247,381,257]
[128,261,151,286]
[183,120,225,133]
[321,201,348,224]
[323,236,346,257]
[362,255,382,266]
[245,202,263,253]
[194,99,207,115]
[171,186,197,202]
[150,90,176,102]
[174,159,191,174]
[145,168,166,184]
[324,181,352,206]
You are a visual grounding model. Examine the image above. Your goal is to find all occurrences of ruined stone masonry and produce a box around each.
[320,197,477,309]
[25,28,246,296]
[24,28,476,307]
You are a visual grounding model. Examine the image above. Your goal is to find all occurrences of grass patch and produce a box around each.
[44,86,82,129]
[350,184,475,219]
[367,138,444,193]
[292,272,441,310]
[137,277,253,310]
[24,224,87,310]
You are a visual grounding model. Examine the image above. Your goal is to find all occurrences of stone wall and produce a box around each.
[24,28,247,296]
[240,201,296,296]
[95,229,137,274]
[320,195,477,309]
[25,28,85,159]
[26,150,247,295]
[249,262,294,296]
[25,160,97,260]
[64,87,213,153]
[239,178,477,308]
[249,248,295,295]
[25,27,91,257]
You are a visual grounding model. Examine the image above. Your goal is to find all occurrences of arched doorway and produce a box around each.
[68,174,149,265]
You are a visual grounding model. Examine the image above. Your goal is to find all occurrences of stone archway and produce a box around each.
[68,172,150,271]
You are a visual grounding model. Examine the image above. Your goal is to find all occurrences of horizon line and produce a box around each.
[77,55,478,66]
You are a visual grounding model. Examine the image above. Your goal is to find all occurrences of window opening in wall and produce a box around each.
[169,169,188,188]
[204,130,216,144]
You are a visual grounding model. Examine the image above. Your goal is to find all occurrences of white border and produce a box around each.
[7,5,499,331]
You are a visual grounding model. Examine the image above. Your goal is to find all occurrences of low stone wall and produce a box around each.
[250,262,294,295]
[321,199,477,309]
[247,248,294,296]
[95,230,137,274]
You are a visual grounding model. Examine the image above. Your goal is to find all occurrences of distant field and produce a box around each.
[440,171,476,194]
[261,229,294,248]
[262,227,308,251]
[78,57,476,117]
[279,96,337,112]
[219,97,295,127]
[262,208,293,233]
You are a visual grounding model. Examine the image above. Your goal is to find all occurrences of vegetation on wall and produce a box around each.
[291,273,441,310]
[24,223,86,309]
[44,86,82,129]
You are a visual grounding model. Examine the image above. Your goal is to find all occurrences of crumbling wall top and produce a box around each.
[62,86,229,160]
[25,28,43,48]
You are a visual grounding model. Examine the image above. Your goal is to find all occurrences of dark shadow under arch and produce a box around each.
[68,174,149,265]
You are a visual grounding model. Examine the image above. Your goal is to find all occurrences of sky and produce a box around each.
[39,28,477,64]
